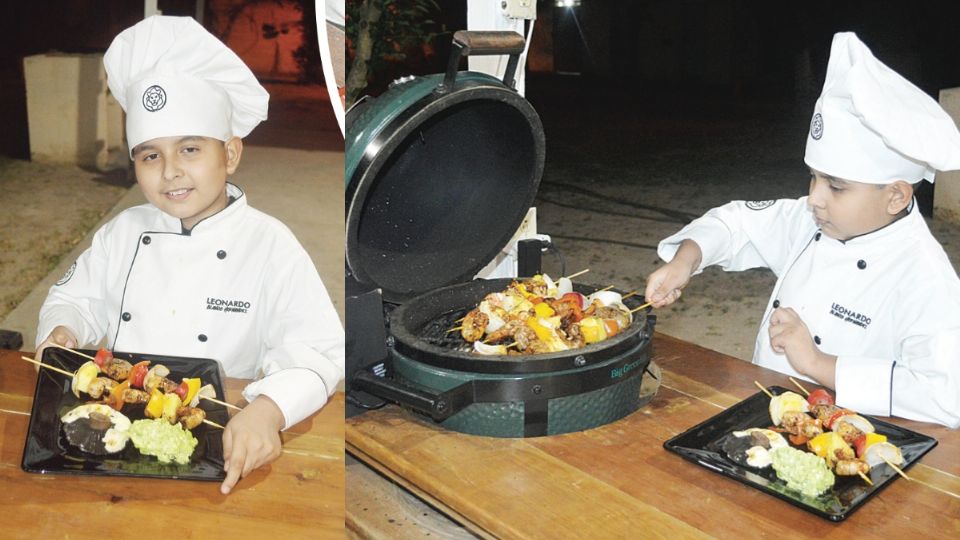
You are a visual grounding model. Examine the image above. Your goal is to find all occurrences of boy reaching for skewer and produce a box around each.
[33,16,345,493]
[645,32,960,428]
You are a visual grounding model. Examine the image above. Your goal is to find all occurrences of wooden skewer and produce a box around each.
[882,457,911,480]
[858,471,874,486]
[21,356,75,377]
[621,290,641,300]
[504,342,518,349]
[447,326,464,333]
[564,268,590,280]
[629,302,652,313]
[202,419,225,429]
[597,285,615,292]
[27,355,242,412]
[200,396,242,411]
[789,377,810,396]
[47,344,96,361]
[754,381,774,399]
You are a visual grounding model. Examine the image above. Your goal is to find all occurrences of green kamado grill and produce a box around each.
[345,31,656,437]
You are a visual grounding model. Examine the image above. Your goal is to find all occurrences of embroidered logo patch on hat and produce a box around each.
[811,113,823,140]
[142,85,166,112]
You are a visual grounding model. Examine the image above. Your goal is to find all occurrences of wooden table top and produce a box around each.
[346,333,960,538]
[0,349,344,538]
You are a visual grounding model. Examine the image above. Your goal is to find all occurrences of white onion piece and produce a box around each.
[864,442,903,468]
[557,277,573,297]
[501,293,523,312]
[190,384,217,408]
[588,290,623,307]
[485,313,506,333]
[473,341,507,356]
[835,414,875,435]
[769,391,808,426]
[540,274,557,297]
[613,301,633,324]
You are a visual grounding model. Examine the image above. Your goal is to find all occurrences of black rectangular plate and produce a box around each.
[663,386,938,521]
[22,347,229,481]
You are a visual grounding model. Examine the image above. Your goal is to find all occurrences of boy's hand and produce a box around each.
[768,307,837,386]
[220,395,285,495]
[644,239,702,308]
[33,326,78,371]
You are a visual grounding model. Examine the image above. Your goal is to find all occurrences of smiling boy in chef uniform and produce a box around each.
[645,32,960,428]
[33,16,345,493]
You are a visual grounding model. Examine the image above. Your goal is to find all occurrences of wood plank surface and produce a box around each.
[346,454,481,539]
[346,332,960,538]
[1,349,344,538]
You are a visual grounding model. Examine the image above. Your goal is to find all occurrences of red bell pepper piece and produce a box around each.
[127,361,150,389]
[807,388,834,407]
[94,348,113,368]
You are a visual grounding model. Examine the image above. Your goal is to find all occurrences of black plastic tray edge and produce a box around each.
[662,385,939,522]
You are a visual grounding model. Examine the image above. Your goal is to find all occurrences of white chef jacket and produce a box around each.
[658,197,960,428]
[38,184,344,429]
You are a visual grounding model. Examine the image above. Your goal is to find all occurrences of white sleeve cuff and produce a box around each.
[834,355,894,416]
[242,369,329,430]
[36,305,96,350]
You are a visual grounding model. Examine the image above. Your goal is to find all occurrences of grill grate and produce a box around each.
[418,309,473,352]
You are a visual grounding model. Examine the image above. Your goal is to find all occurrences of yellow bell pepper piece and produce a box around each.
[526,317,555,343]
[161,393,182,424]
[514,282,531,298]
[806,432,835,458]
[579,317,607,344]
[182,378,202,407]
[534,303,555,318]
[864,432,887,448]
[145,388,165,419]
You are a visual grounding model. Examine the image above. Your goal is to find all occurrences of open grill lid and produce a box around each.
[345,31,546,303]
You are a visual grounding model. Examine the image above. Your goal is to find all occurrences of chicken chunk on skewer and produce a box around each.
[460,310,489,343]
[781,410,823,439]
[86,377,117,399]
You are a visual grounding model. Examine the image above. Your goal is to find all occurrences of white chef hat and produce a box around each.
[103,15,269,157]
[804,32,960,184]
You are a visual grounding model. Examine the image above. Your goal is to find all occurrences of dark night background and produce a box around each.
[348,0,960,216]
[355,1,960,101]
[0,0,326,161]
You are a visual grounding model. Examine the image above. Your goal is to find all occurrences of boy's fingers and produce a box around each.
[241,451,259,479]
[222,429,233,468]
[221,446,246,494]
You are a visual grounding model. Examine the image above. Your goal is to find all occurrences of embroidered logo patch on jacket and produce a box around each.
[829,302,871,329]
[206,297,252,314]
[746,200,775,210]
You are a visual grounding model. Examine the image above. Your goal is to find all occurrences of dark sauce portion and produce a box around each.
[719,430,772,467]
[62,414,114,455]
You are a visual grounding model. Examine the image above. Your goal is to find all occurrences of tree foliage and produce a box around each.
[345,0,444,107]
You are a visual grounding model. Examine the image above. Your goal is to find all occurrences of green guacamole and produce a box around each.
[770,446,835,497]
[129,419,198,465]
